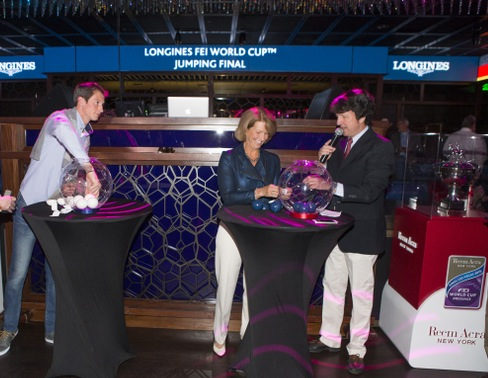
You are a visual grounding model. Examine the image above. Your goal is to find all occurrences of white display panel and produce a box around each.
[380,282,488,372]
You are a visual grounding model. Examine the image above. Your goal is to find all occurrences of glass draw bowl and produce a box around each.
[59,157,113,212]
[278,160,334,219]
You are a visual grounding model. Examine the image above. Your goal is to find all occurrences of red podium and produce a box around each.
[380,206,488,372]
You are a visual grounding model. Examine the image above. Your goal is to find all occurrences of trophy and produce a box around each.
[438,144,477,212]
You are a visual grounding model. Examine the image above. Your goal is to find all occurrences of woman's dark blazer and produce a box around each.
[218,142,281,206]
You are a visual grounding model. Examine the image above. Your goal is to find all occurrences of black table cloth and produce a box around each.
[22,198,152,378]
[217,205,354,378]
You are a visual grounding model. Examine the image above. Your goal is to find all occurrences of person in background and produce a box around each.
[213,107,281,357]
[443,114,487,170]
[390,118,410,157]
[306,89,394,375]
[0,82,106,356]
[388,117,421,181]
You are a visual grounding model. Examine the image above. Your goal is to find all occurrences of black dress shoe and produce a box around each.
[308,339,341,353]
[347,354,365,375]
[227,368,246,377]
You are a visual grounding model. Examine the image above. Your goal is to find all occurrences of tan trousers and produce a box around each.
[319,246,377,358]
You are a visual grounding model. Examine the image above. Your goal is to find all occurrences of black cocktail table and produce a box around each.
[23,198,152,378]
[217,205,353,377]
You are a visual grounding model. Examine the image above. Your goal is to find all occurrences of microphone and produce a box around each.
[319,128,344,163]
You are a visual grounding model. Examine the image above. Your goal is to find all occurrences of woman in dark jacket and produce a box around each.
[213,107,281,357]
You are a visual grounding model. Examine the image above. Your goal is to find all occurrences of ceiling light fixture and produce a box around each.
[1,1,486,18]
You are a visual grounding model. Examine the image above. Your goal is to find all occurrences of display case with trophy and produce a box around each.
[380,131,488,373]
[394,132,488,218]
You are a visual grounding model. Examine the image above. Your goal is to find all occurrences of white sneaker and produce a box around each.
[0,329,18,356]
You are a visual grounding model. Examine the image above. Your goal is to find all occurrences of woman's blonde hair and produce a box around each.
[234,107,277,142]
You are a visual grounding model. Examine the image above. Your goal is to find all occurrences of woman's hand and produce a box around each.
[255,184,280,200]
[0,195,16,213]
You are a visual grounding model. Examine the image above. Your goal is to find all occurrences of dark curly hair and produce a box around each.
[330,88,375,125]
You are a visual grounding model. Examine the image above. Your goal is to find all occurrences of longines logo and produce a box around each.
[392,60,450,77]
[0,61,36,76]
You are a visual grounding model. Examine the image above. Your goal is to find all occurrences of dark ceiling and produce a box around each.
[1,0,488,58]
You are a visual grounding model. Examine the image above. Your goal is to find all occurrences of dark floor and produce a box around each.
[0,321,486,378]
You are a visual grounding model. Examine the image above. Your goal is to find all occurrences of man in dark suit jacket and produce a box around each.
[307,89,394,375]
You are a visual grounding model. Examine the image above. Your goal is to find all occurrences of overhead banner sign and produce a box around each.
[384,56,479,82]
[77,46,119,72]
[119,45,388,74]
[121,45,352,73]
[0,56,46,79]
[44,47,76,73]
[0,46,479,82]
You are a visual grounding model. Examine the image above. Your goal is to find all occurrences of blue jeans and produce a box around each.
[3,194,55,334]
